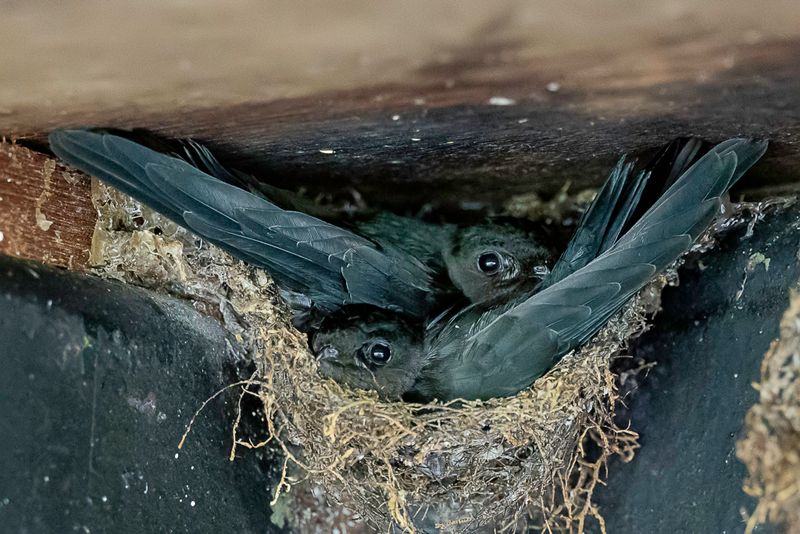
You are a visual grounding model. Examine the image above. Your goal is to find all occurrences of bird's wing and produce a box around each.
[49,129,434,317]
[544,157,649,286]
[619,136,709,236]
[544,137,714,289]
[446,138,767,399]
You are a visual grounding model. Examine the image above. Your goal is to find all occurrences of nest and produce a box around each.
[737,289,800,534]
[257,294,657,533]
[89,179,676,532]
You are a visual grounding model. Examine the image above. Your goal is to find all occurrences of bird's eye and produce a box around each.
[365,340,392,365]
[477,251,503,275]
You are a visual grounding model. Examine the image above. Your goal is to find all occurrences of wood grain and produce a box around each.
[0,144,94,270]
[2,1,800,272]
[9,37,800,215]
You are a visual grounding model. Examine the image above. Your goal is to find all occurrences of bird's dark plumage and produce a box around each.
[49,129,435,320]
[309,138,767,401]
[49,129,767,403]
[416,138,767,400]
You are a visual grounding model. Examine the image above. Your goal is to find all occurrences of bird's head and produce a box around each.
[445,220,554,304]
[309,309,426,400]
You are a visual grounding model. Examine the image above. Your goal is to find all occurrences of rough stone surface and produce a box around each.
[0,255,285,533]
[591,202,800,533]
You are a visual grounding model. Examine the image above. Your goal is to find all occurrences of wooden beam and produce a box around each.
[0,144,94,270]
[3,1,800,271]
[7,37,800,214]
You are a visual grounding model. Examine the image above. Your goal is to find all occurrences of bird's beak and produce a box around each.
[316,345,339,361]
[532,264,550,278]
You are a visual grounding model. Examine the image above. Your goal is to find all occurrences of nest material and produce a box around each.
[737,289,800,533]
[259,295,656,533]
[89,180,670,532]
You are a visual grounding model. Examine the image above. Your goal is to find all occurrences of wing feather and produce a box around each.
[49,129,434,318]
[436,138,767,400]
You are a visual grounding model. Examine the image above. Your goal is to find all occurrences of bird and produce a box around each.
[49,128,745,403]
[49,128,702,311]
[309,138,767,401]
[48,129,440,326]
[307,136,711,392]
[378,136,710,305]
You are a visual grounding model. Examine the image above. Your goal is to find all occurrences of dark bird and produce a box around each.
[308,136,709,394]
[385,136,709,305]
[50,128,560,313]
[49,128,754,403]
[48,129,439,323]
[310,138,767,401]
[49,128,701,310]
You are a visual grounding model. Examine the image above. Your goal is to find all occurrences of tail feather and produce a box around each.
[598,168,650,252]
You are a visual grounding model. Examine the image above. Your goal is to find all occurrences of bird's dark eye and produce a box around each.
[477,251,503,275]
[365,340,392,365]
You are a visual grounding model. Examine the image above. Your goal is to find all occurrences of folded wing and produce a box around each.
[544,137,711,288]
[451,138,767,399]
[49,129,435,318]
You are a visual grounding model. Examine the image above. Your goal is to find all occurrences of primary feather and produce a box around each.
[422,138,767,401]
[543,157,644,286]
[49,129,435,319]
[543,137,710,289]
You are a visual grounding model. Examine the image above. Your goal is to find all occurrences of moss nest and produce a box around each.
[737,289,800,534]
[89,179,686,532]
